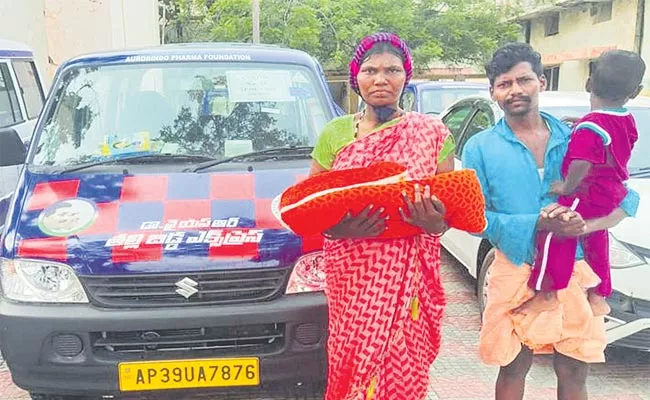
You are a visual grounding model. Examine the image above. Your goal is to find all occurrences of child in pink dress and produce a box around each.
[517,50,645,317]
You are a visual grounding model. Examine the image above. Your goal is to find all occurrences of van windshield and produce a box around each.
[31,62,331,167]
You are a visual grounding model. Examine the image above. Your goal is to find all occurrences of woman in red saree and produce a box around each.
[310,33,455,400]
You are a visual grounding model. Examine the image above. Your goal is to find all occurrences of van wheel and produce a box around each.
[477,248,496,318]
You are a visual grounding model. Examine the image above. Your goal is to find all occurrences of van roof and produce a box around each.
[61,42,322,70]
[0,39,34,58]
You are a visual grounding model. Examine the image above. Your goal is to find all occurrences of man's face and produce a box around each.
[491,62,546,117]
[44,207,81,232]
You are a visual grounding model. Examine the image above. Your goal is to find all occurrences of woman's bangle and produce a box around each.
[429,222,449,237]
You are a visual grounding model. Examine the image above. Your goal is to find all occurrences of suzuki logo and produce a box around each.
[175,277,199,299]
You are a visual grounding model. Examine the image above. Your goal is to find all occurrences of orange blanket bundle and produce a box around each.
[278,162,486,239]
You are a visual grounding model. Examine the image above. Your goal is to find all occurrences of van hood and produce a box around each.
[5,168,320,275]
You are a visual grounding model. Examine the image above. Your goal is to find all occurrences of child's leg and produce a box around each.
[581,230,612,297]
[515,231,578,315]
[529,230,579,292]
[581,230,612,316]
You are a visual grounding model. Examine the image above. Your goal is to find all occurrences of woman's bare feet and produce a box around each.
[588,291,611,316]
[512,291,560,315]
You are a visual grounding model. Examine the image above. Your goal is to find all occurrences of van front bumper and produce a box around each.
[0,292,328,398]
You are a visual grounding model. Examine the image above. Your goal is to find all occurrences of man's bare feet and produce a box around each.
[512,291,560,315]
[588,291,611,316]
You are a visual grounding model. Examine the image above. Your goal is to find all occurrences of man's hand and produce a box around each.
[538,203,586,237]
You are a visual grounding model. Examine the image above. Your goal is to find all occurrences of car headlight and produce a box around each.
[0,258,89,303]
[285,252,326,294]
[609,234,645,269]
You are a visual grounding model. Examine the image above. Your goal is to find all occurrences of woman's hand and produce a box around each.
[399,184,449,235]
[538,203,586,237]
[324,205,388,239]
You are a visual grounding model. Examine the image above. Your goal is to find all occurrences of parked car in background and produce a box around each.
[439,91,650,351]
[401,81,488,115]
[0,39,47,226]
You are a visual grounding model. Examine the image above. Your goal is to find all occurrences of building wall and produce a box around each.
[640,0,650,95]
[46,0,160,77]
[0,0,50,84]
[527,0,640,91]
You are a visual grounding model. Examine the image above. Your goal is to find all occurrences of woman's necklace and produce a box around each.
[355,109,405,138]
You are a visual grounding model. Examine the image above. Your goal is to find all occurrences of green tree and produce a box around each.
[161,0,522,70]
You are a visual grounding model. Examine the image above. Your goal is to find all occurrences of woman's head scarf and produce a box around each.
[349,32,413,95]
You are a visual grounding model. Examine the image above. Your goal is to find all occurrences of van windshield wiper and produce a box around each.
[188,146,313,172]
[54,153,217,174]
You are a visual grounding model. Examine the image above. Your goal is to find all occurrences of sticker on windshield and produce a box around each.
[101,132,162,156]
[226,70,294,103]
[38,199,98,237]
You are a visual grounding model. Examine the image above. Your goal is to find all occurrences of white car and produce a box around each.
[439,91,650,350]
[0,39,47,228]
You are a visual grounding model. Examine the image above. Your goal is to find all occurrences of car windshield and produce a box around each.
[31,62,331,167]
[542,106,650,172]
[421,88,488,114]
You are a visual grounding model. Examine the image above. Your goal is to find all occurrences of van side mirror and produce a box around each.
[0,128,27,167]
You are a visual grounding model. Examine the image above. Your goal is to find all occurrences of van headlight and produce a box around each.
[609,234,645,269]
[0,258,89,303]
[285,252,326,294]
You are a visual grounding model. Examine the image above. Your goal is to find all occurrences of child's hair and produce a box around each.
[591,50,646,102]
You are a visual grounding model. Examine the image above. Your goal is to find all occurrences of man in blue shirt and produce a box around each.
[462,43,639,400]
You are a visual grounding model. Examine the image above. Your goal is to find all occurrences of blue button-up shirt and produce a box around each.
[461,112,640,266]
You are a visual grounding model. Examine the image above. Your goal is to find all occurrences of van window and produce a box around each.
[13,60,44,119]
[32,62,332,167]
[0,63,23,127]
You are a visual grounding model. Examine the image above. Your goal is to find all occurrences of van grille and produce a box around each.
[90,324,285,356]
[80,268,289,308]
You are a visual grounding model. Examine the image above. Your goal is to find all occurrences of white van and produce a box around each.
[0,39,46,225]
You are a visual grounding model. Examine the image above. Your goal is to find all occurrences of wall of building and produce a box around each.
[528,0,640,91]
[46,0,160,78]
[640,0,650,95]
[0,0,50,84]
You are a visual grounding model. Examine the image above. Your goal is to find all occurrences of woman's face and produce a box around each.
[357,52,406,108]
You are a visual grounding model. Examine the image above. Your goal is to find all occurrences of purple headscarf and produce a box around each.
[349,32,413,95]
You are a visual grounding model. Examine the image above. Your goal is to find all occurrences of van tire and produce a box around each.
[477,248,496,319]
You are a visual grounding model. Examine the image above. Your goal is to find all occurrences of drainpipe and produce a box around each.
[634,0,645,54]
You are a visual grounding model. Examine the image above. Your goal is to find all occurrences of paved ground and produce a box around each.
[0,251,648,399]
[429,251,650,400]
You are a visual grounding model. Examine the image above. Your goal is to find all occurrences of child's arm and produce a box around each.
[550,160,592,196]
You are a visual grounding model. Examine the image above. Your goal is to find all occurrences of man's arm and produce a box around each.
[461,141,540,266]
[584,184,640,233]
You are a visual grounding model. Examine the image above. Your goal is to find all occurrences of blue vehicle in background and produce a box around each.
[0,43,339,399]
[400,81,489,115]
[358,80,488,116]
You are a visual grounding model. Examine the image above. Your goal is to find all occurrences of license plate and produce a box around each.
[118,358,259,391]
